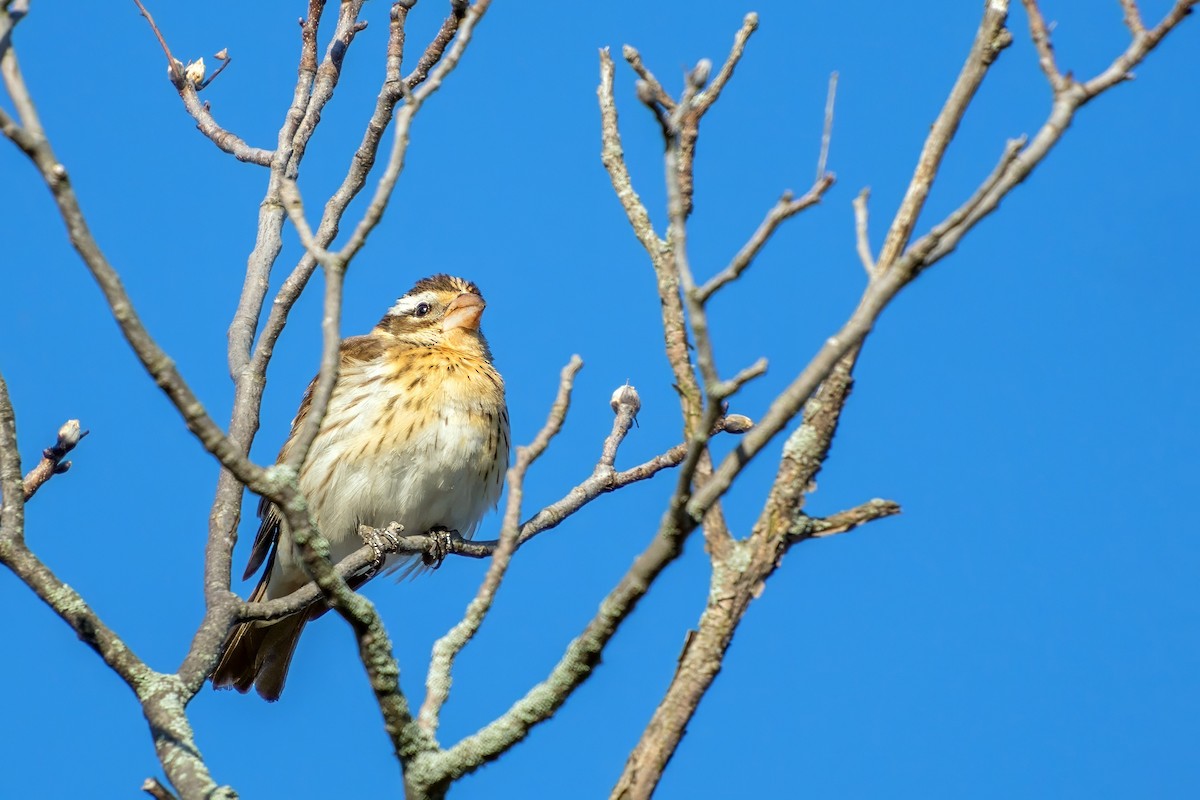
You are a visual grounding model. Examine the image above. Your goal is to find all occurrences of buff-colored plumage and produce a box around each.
[212,275,509,701]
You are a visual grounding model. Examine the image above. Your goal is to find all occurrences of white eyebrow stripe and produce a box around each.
[387,290,438,317]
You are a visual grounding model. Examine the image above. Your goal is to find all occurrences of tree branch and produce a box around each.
[875,0,1012,272]
[852,187,876,277]
[0,373,234,800]
[1020,0,1067,93]
[130,0,273,165]
[792,499,902,541]
[696,175,835,302]
[21,419,87,502]
[816,71,838,180]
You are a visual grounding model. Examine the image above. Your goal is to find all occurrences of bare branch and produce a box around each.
[0,34,270,498]
[1020,0,1068,93]
[130,0,272,165]
[197,3,482,688]
[21,419,87,502]
[622,44,675,109]
[223,0,327,375]
[697,175,836,302]
[0,2,30,66]
[598,49,665,263]
[1082,0,1197,96]
[433,498,696,785]
[286,263,345,473]
[693,12,759,113]
[289,3,372,169]
[712,357,768,400]
[599,46,706,448]
[794,499,902,541]
[510,413,749,548]
[875,0,1012,272]
[404,6,467,88]
[1119,0,1147,35]
[0,372,27,539]
[334,0,492,268]
[921,136,1026,264]
[0,374,232,799]
[816,71,838,180]
[853,188,876,277]
[690,0,1197,533]
[0,6,40,138]
[278,180,339,269]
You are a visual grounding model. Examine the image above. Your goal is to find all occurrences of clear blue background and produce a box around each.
[2,1,1197,797]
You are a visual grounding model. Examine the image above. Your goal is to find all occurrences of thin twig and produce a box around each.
[334,0,491,268]
[853,188,876,277]
[697,175,836,302]
[197,50,232,90]
[184,0,335,696]
[512,412,747,549]
[21,420,87,502]
[420,413,756,788]
[0,3,31,66]
[816,71,838,180]
[921,136,1026,264]
[0,47,270,497]
[1081,0,1196,97]
[794,499,902,541]
[598,49,665,262]
[693,12,759,113]
[130,0,272,165]
[1021,0,1068,93]
[875,0,1012,272]
[689,0,1198,527]
[403,6,466,88]
[712,358,768,400]
[278,181,339,268]
[0,376,230,800]
[660,63,736,565]
[622,44,675,109]
[1119,0,1147,35]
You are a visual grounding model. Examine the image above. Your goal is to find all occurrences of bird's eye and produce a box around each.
[413,302,432,318]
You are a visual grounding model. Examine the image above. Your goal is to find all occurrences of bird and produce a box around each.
[212,274,509,701]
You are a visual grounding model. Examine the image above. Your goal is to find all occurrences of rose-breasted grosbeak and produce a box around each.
[212,274,509,701]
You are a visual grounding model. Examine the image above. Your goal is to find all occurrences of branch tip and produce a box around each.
[610,383,641,417]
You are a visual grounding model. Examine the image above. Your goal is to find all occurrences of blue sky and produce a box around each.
[2,1,1198,797]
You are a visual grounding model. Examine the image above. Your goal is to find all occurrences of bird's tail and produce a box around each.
[211,577,309,702]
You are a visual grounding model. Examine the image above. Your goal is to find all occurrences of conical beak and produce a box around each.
[442,292,486,332]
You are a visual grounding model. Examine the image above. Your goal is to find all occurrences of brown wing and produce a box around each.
[239,334,390,582]
[243,495,282,580]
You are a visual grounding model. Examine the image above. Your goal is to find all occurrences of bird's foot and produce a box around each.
[422,527,457,570]
[362,521,405,578]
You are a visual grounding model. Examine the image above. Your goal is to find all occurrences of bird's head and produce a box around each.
[375,274,492,356]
